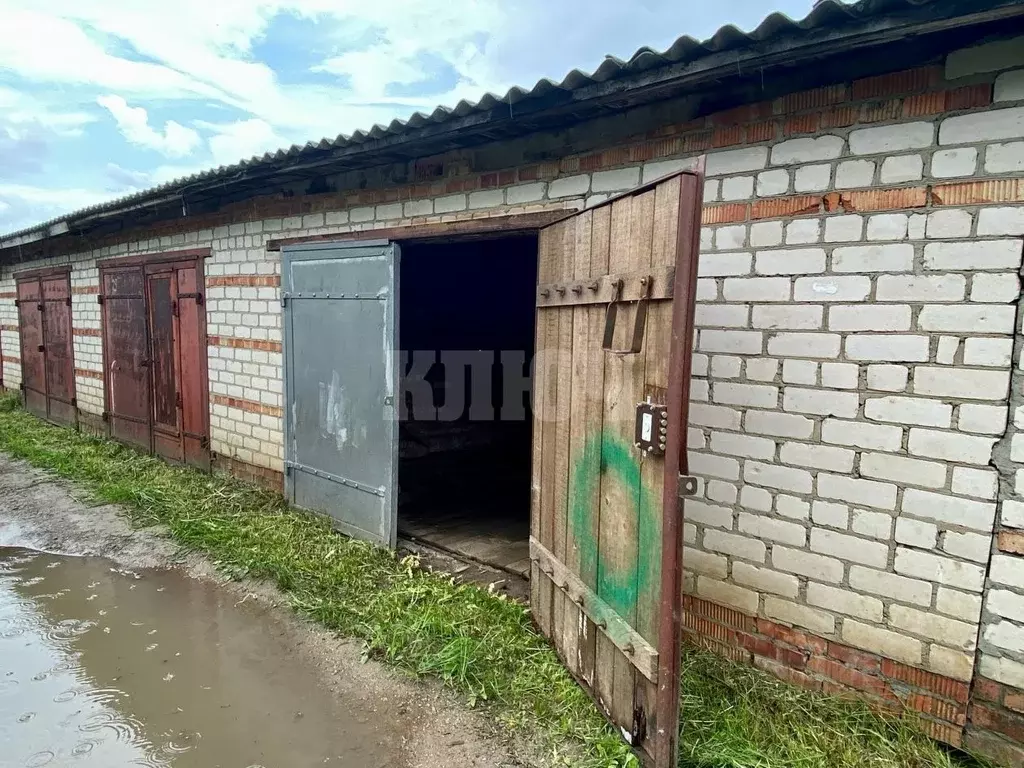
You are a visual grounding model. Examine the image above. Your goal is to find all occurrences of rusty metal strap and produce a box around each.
[97,294,145,304]
[107,412,150,426]
[536,266,674,308]
[602,274,653,355]
[284,460,386,498]
[529,536,659,683]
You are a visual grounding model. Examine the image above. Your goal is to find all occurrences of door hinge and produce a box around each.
[37,302,44,312]
[70,397,77,407]
[177,292,203,306]
[96,295,104,305]
[13,298,19,307]
[101,411,110,422]
[280,296,288,308]
[37,344,44,353]
[19,382,25,392]
[65,296,72,307]
[176,392,182,408]
[172,299,179,317]
[200,435,210,449]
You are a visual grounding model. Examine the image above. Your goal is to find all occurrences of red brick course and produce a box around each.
[3,62,1017,266]
[210,394,283,418]
[207,275,280,288]
[682,594,977,750]
[207,336,282,353]
[211,453,284,492]
[997,530,1024,555]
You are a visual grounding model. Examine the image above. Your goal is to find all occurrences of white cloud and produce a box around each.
[97,95,201,157]
[0,8,222,101]
[197,118,288,165]
[0,87,95,137]
[0,0,818,236]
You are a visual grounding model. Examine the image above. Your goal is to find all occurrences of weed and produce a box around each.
[0,398,988,768]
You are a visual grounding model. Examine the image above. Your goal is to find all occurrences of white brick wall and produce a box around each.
[679,45,1024,687]
[3,36,1024,694]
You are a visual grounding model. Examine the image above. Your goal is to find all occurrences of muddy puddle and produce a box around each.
[0,547,415,767]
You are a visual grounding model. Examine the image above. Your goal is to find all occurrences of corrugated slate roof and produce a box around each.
[0,0,965,241]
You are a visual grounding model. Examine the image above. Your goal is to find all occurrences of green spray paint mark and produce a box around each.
[569,431,660,620]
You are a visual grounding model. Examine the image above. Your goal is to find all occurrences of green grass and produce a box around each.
[0,392,988,768]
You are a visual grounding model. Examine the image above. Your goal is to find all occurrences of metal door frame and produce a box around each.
[655,170,703,768]
[281,239,401,547]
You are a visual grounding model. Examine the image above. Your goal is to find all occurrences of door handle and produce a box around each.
[602,275,652,355]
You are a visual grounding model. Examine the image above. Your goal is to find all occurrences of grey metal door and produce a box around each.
[282,241,400,547]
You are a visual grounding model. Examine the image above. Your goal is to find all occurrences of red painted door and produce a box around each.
[174,264,211,470]
[100,255,210,469]
[16,271,76,425]
[147,268,185,463]
[41,274,77,426]
[16,279,47,420]
[100,265,152,451]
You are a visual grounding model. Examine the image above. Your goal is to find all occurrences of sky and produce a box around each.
[0,0,818,235]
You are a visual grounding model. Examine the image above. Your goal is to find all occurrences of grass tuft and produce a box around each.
[0,392,989,768]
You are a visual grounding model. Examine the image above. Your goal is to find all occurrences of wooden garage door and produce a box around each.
[16,269,76,426]
[100,264,152,451]
[530,171,702,767]
[99,251,210,469]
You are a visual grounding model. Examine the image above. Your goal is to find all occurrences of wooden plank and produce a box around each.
[634,176,682,745]
[551,219,576,672]
[267,211,572,250]
[577,204,610,689]
[596,194,642,731]
[618,188,657,743]
[531,230,552,637]
[531,537,658,682]
[637,177,680,646]
[535,223,567,638]
[536,266,675,307]
[561,211,593,677]
[12,264,71,280]
[95,248,212,268]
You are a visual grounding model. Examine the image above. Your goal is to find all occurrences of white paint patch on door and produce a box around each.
[318,371,349,449]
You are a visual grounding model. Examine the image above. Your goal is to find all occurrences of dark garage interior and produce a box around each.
[397,236,538,576]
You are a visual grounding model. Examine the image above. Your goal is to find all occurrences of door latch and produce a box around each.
[634,401,667,456]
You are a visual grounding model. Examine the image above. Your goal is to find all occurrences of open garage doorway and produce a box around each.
[397,236,537,577]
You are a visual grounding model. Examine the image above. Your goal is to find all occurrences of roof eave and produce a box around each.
[1,220,70,250]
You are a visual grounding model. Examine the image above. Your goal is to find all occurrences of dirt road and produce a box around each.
[0,452,530,768]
